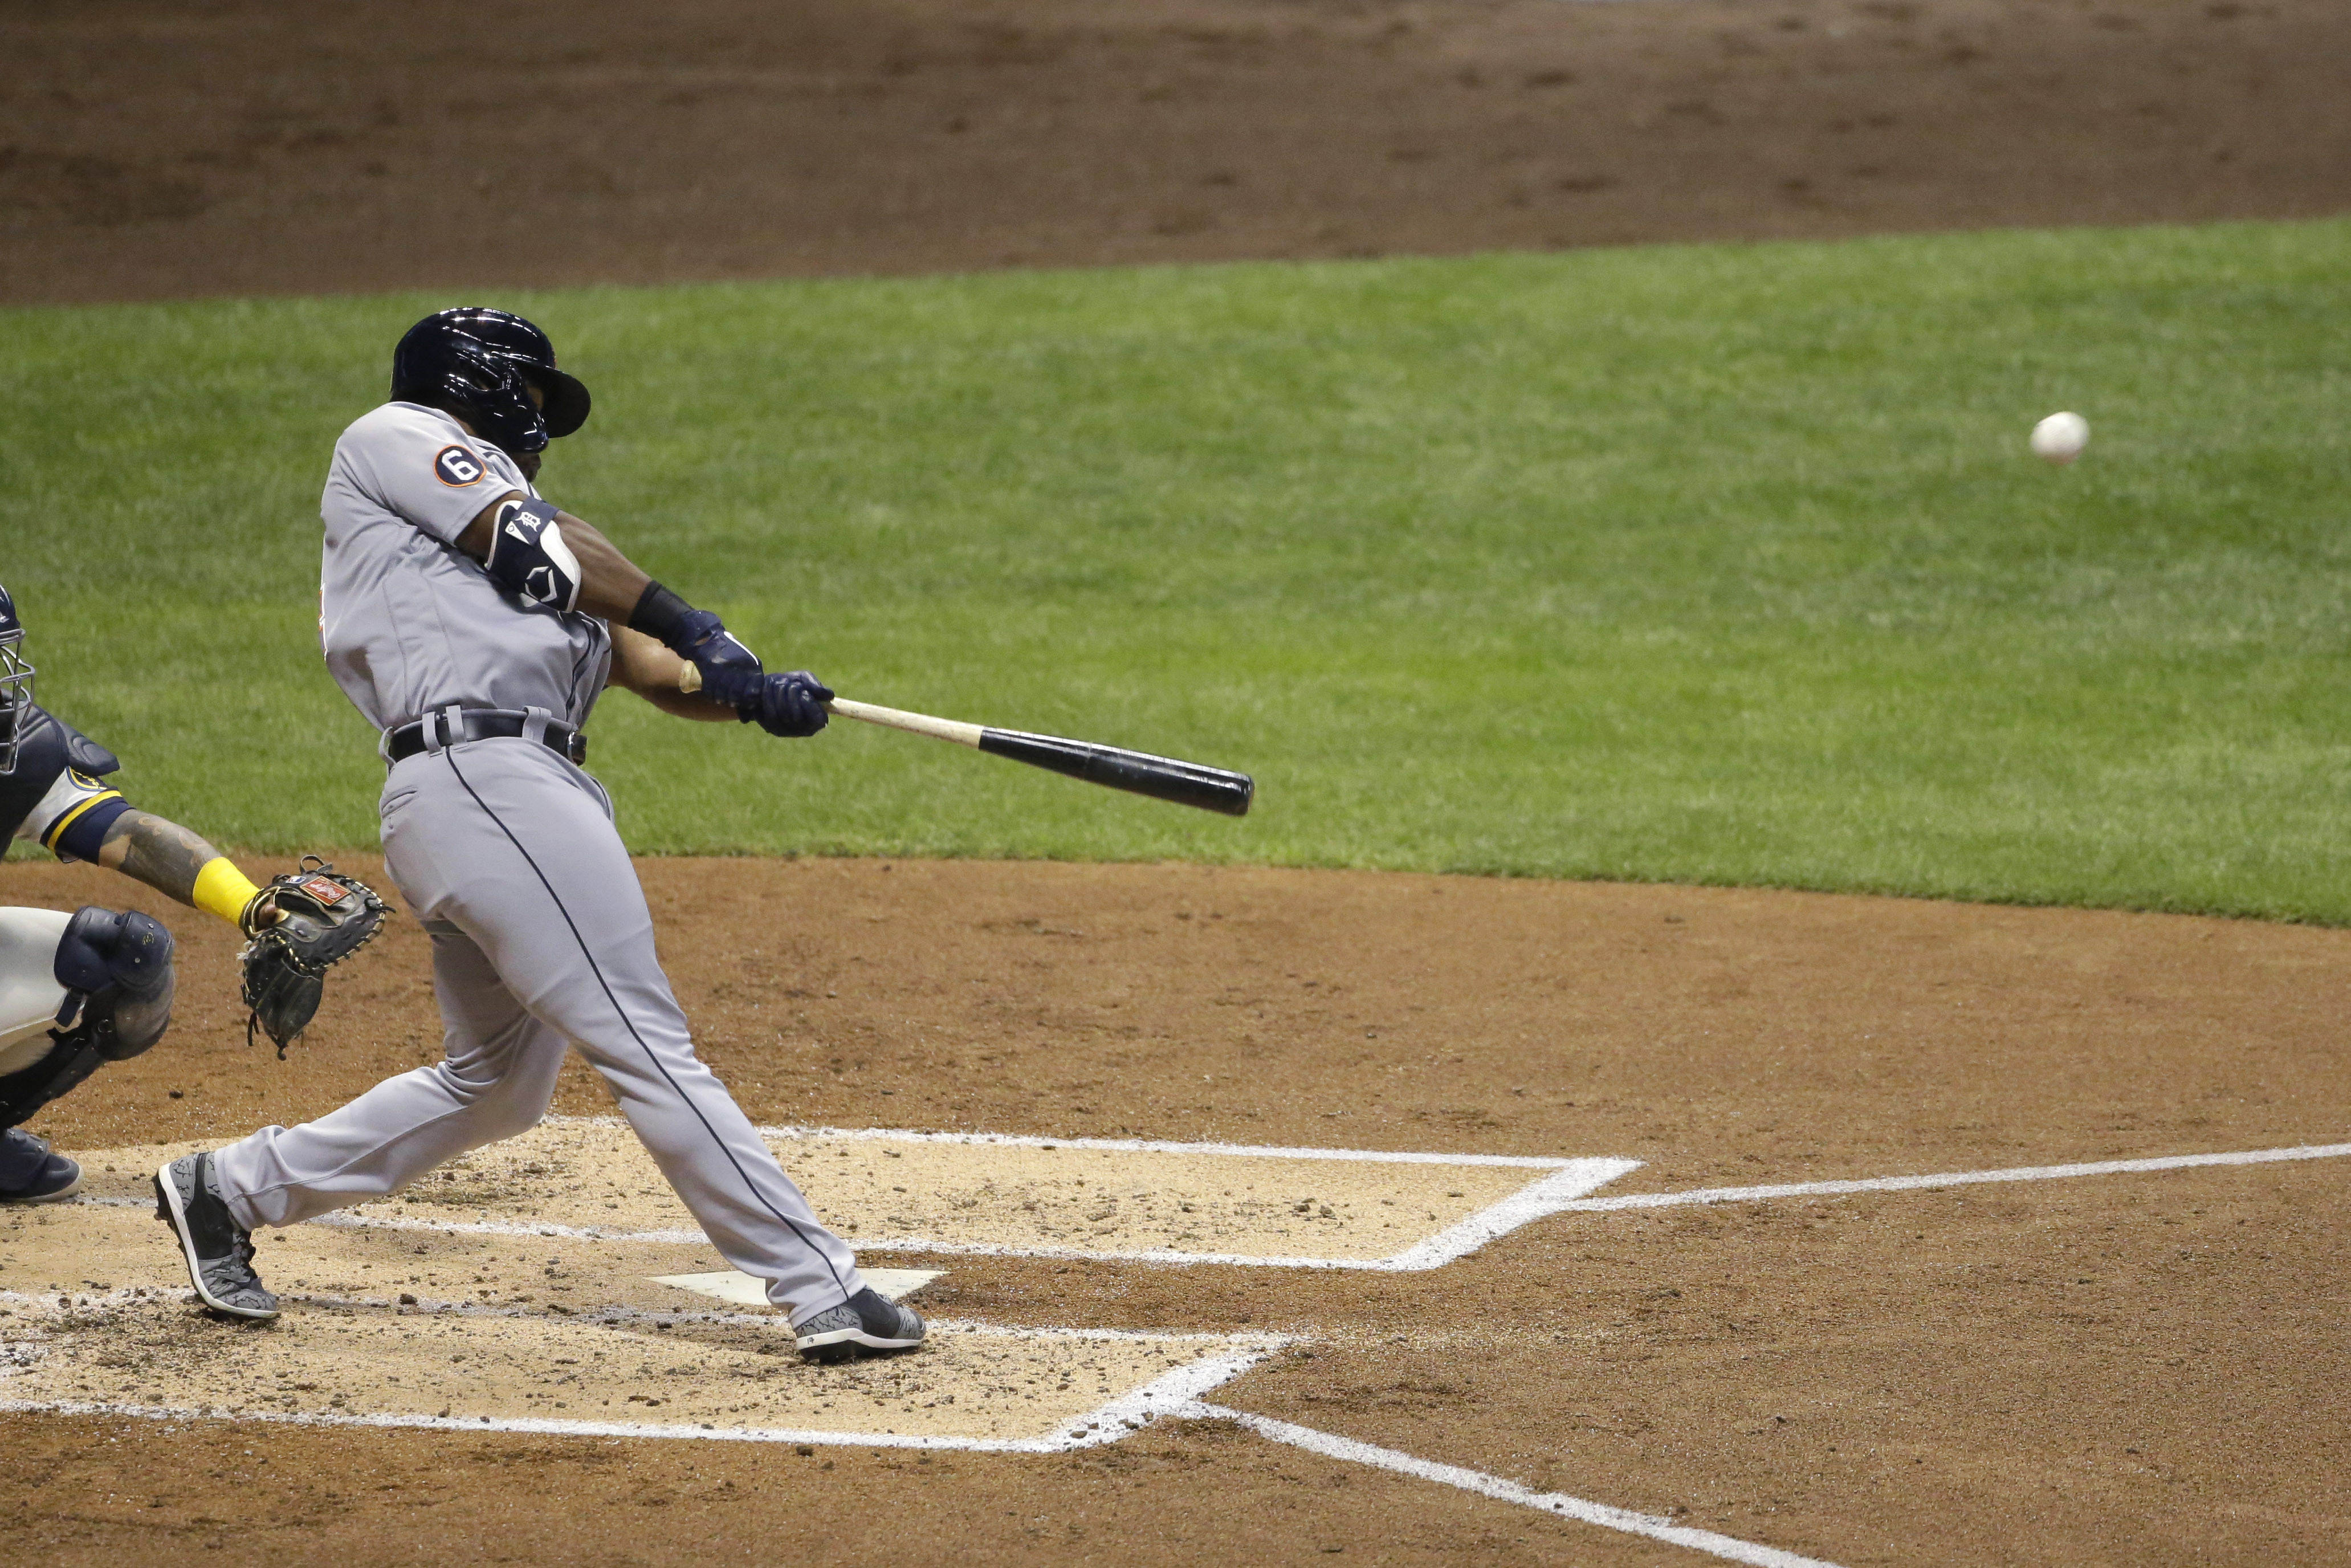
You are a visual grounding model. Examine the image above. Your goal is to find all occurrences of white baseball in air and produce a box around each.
[2030,410,2089,466]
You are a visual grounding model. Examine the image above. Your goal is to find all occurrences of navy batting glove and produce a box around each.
[673,609,763,700]
[747,671,834,737]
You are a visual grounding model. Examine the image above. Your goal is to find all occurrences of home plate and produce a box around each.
[653,1268,943,1307]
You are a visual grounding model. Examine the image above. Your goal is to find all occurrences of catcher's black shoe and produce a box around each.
[0,1128,82,1204]
[794,1286,927,1363]
[154,1152,279,1321]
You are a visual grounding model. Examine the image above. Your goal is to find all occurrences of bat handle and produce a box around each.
[677,662,841,715]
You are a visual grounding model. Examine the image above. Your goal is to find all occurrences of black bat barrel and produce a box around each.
[977,728,1254,816]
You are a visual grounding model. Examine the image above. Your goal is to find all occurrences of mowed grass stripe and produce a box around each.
[3,221,2348,918]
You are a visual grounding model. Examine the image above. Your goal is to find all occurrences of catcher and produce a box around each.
[0,582,385,1202]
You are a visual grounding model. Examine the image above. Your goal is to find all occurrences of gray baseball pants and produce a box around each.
[211,734,865,1325]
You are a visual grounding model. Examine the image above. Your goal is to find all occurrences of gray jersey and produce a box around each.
[320,402,611,733]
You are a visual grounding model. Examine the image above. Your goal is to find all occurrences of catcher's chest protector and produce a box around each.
[0,706,119,845]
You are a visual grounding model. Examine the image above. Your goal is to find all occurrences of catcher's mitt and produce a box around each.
[239,857,390,1056]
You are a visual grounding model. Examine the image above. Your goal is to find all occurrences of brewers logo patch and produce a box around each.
[434,445,486,487]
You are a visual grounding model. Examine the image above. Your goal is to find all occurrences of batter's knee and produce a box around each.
[427,1061,559,1143]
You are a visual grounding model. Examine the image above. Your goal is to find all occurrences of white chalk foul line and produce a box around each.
[1189,1403,1846,1568]
[1557,1140,2351,1213]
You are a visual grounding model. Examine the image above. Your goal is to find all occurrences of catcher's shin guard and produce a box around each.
[0,903,175,1129]
[54,906,175,1059]
[0,1038,104,1131]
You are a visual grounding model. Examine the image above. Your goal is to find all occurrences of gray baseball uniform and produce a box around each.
[209,402,866,1325]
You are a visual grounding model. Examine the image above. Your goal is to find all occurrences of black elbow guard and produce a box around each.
[483,498,582,612]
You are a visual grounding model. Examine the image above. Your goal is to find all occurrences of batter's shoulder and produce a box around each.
[326,401,511,536]
[338,400,464,453]
[332,402,500,499]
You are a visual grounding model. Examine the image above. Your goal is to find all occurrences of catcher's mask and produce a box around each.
[389,306,590,461]
[0,584,32,775]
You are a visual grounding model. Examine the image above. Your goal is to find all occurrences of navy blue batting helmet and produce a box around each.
[389,307,590,458]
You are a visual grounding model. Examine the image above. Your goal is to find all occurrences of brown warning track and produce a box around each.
[3,0,2348,306]
[3,855,2347,1565]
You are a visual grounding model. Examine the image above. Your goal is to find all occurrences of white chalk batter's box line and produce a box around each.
[306,1115,1643,1272]
[735,1119,1596,1168]
[0,1290,1291,1454]
[308,1166,1640,1271]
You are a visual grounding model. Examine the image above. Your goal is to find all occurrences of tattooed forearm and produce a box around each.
[97,810,227,907]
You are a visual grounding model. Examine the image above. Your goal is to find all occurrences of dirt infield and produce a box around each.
[3,855,2347,1565]
[7,1,2351,1561]
[4,0,2349,304]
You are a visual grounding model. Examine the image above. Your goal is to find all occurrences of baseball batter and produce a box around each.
[155,308,923,1363]
[0,583,311,1203]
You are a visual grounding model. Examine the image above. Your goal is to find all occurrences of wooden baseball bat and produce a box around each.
[678,664,1254,817]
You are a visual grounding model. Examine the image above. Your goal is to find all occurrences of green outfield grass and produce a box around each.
[5,221,2349,919]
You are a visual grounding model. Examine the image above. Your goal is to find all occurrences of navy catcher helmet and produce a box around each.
[389,307,590,458]
[0,583,32,775]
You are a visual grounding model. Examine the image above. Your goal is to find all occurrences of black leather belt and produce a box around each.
[384,708,586,765]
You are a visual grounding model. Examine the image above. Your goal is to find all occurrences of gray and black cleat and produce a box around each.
[0,1127,82,1203]
[794,1286,928,1363]
[153,1151,278,1321]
